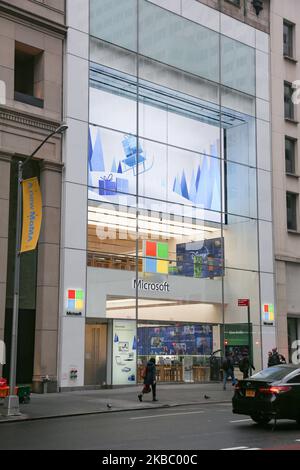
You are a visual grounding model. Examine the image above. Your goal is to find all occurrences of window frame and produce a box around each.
[225,0,241,7]
[286,191,298,232]
[283,20,295,59]
[284,81,295,121]
[285,136,297,175]
[14,41,44,109]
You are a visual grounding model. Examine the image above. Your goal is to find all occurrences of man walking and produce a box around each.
[238,352,255,379]
[138,357,158,402]
[222,352,237,390]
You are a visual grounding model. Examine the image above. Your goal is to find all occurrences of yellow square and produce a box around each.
[75,300,84,310]
[269,312,274,321]
[157,260,168,274]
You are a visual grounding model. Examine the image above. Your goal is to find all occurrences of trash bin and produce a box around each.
[210,356,221,381]
[17,385,31,404]
[209,350,224,381]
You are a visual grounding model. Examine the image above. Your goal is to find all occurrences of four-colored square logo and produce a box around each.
[67,289,84,310]
[143,241,169,274]
[262,304,274,323]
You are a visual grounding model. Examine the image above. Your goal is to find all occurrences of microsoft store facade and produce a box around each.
[60,0,274,389]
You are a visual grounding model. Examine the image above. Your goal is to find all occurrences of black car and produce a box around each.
[232,364,300,425]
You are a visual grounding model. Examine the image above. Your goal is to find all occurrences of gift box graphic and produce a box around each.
[99,174,129,196]
[99,174,117,195]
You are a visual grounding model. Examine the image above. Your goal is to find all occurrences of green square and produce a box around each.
[157,242,168,259]
[76,290,84,300]
[269,304,274,313]
[194,255,202,278]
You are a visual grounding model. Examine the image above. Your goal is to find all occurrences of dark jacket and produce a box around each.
[268,352,280,367]
[143,361,156,385]
[222,357,234,372]
[239,356,254,372]
[268,352,286,367]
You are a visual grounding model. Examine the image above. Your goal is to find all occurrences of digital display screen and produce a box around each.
[138,324,212,356]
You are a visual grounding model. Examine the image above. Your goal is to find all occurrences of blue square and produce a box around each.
[264,312,269,322]
[68,299,75,310]
[145,258,157,273]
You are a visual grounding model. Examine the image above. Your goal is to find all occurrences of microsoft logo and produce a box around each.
[143,241,169,274]
[67,289,84,310]
[263,304,274,323]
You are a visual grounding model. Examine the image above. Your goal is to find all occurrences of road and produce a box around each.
[0,403,300,450]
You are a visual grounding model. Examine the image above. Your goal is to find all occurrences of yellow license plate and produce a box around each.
[246,389,255,398]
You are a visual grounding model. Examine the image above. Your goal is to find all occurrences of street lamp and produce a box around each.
[252,0,263,16]
[3,123,68,417]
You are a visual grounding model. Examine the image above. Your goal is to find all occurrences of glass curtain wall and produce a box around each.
[88,0,259,385]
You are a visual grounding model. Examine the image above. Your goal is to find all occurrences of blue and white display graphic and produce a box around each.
[112,320,137,385]
[88,123,222,222]
[176,237,224,279]
[138,324,213,356]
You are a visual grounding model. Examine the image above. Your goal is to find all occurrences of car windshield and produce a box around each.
[250,366,297,381]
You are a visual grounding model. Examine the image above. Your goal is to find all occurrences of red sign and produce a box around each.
[238,299,249,307]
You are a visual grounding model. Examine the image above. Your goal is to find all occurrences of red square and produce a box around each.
[264,304,269,313]
[145,241,157,257]
[68,290,76,299]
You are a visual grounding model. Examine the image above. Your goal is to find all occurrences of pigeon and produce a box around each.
[107,403,112,409]
[204,395,211,399]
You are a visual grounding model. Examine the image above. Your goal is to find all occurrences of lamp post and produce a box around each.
[3,123,68,416]
[252,0,263,16]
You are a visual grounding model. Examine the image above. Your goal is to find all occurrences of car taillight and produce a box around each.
[270,386,292,394]
[259,386,292,394]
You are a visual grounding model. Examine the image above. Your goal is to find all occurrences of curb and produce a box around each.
[0,399,232,424]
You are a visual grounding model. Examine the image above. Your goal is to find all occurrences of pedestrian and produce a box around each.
[271,347,281,365]
[138,357,158,402]
[268,347,286,366]
[238,352,255,379]
[267,351,273,367]
[222,352,238,390]
[268,347,284,367]
[268,349,277,366]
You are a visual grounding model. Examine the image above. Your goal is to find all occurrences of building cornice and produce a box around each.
[275,255,300,265]
[0,151,64,169]
[40,159,64,173]
[0,0,67,38]
[0,106,60,133]
[0,150,14,162]
[28,0,64,16]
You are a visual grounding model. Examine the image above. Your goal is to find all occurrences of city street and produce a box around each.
[1,403,300,450]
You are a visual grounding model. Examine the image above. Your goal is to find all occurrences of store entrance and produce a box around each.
[137,322,221,383]
[84,323,107,386]
[105,297,222,384]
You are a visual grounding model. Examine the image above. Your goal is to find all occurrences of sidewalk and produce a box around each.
[0,382,234,423]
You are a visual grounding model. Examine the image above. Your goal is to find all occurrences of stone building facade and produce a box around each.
[0,0,66,392]
[270,0,300,361]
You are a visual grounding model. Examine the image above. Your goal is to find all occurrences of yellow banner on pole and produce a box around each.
[20,177,42,253]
